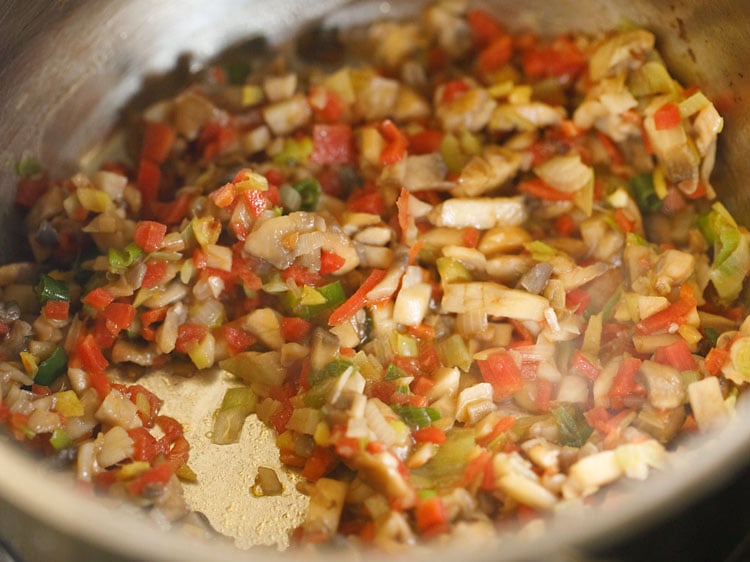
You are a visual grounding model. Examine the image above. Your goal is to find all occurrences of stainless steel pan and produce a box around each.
[1,1,750,561]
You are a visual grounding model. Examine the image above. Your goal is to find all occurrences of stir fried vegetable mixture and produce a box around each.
[3,0,749,549]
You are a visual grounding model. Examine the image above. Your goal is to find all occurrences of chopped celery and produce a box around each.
[281,280,345,319]
[678,91,711,118]
[33,346,68,386]
[273,137,313,166]
[629,172,662,213]
[212,387,258,445]
[552,405,593,448]
[392,332,419,357]
[35,274,69,305]
[437,334,472,372]
[391,405,441,428]
[293,178,322,212]
[525,240,557,261]
[15,155,42,178]
[219,351,285,386]
[628,61,676,97]
[221,387,258,411]
[303,377,338,408]
[436,257,472,285]
[49,428,72,450]
[411,428,475,488]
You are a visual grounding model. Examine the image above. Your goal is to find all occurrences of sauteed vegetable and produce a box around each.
[2,0,748,549]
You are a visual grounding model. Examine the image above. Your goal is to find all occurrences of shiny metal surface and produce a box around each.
[1,1,750,561]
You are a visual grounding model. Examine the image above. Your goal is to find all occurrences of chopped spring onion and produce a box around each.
[629,172,662,212]
[308,358,355,388]
[35,274,69,305]
[293,179,322,212]
[391,405,441,428]
[33,346,68,387]
[108,242,143,270]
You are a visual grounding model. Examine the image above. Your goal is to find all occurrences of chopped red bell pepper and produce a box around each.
[415,496,449,536]
[653,102,682,131]
[134,220,167,253]
[478,352,525,401]
[280,317,313,343]
[319,250,346,275]
[654,339,697,371]
[141,121,176,164]
[328,269,386,326]
[608,356,643,409]
[141,260,168,290]
[412,426,447,445]
[636,285,696,335]
[82,287,115,310]
[309,124,355,165]
[43,300,69,321]
[175,323,208,354]
[379,120,408,166]
[77,334,109,374]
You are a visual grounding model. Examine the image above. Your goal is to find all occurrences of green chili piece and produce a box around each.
[35,275,69,305]
[629,172,662,213]
[34,346,68,386]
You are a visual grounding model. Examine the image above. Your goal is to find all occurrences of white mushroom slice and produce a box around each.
[262,94,312,136]
[402,153,451,191]
[643,105,700,195]
[354,226,392,246]
[442,282,549,322]
[428,197,527,229]
[639,360,685,409]
[173,90,220,140]
[478,226,532,255]
[588,29,655,81]
[453,146,523,197]
[393,283,432,326]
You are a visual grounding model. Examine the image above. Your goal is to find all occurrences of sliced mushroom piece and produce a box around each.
[428,196,527,229]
